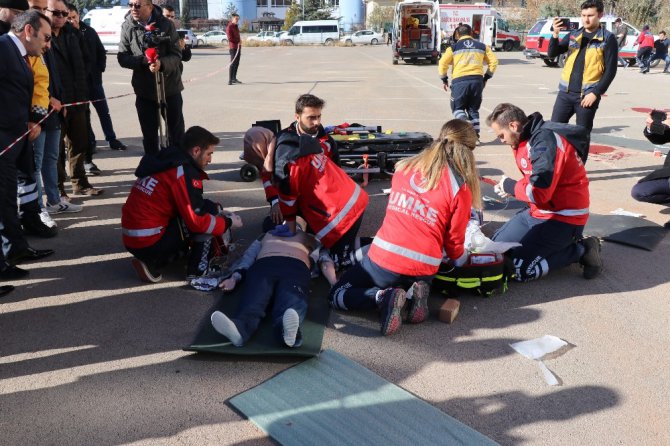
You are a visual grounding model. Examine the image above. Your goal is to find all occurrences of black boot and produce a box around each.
[21,212,58,238]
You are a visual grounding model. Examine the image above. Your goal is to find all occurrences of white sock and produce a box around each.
[211,311,243,347]
[406,283,415,300]
[282,308,300,347]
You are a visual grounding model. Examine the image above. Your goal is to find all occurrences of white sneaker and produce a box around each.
[39,209,57,228]
[46,200,83,214]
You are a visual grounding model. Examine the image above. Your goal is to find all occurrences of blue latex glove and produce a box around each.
[269,224,295,237]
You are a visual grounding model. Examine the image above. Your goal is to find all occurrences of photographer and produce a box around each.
[118,0,184,155]
[631,111,670,226]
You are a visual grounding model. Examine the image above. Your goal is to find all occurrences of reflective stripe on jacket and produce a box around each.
[438,36,498,84]
[122,163,229,249]
[368,166,472,277]
[514,114,590,226]
[557,26,615,96]
[278,153,368,248]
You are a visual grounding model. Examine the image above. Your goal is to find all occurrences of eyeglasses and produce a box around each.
[48,9,69,17]
[128,3,144,9]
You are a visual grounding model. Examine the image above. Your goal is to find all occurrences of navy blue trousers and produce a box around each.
[231,257,310,343]
[631,177,670,204]
[450,79,484,134]
[87,81,117,161]
[493,210,584,282]
[551,90,600,134]
[329,245,433,311]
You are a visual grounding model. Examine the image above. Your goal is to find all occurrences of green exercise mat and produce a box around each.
[185,279,331,358]
[229,349,499,446]
[585,214,667,251]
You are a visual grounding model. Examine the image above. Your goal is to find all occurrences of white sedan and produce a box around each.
[196,30,228,46]
[247,30,280,43]
[342,30,383,46]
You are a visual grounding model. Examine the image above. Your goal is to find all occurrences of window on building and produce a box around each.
[257,0,265,6]
[271,0,291,6]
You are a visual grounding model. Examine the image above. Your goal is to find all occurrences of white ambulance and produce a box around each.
[391,0,441,65]
[439,3,520,51]
[82,6,129,53]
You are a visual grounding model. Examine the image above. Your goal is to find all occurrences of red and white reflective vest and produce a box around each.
[368,166,472,277]
[278,152,368,248]
[514,125,590,226]
[122,164,229,250]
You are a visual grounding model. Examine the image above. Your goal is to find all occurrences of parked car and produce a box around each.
[196,30,228,46]
[342,29,383,46]
[178,29,198,49]
[247,30,280,43]
[523,17,660,68]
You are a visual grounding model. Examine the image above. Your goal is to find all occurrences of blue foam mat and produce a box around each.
[229,349,498,446]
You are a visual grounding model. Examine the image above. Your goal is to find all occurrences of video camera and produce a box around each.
[650,110,668,135]
[143,23,171,50]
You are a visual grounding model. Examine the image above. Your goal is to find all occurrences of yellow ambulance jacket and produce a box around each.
[438,36,498,84]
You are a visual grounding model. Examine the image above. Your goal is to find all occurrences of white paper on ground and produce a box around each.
[381,188,391,195]
[610,208,644,218]
[510,335,567,360]
[510,335,569,386]
[537,361,560,386]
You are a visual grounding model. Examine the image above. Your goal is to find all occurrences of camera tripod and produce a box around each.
[155,70,170,150]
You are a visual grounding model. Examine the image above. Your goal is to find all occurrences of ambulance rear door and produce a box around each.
[481,14,495,46]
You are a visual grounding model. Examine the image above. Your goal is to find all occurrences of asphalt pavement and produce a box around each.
[1,45,669,445]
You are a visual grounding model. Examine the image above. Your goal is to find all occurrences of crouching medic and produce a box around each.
[121,126,242,282]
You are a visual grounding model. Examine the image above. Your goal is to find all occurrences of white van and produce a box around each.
[280,20,341,46]
[83,6,129,53]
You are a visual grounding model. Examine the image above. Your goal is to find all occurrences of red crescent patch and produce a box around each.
[192,179,203,189]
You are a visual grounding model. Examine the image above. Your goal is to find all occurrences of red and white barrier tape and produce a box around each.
[1,45,241,157]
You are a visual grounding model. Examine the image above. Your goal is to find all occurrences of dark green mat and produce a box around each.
[185,279,331,357]
[585,214,667,251]
[229,349,499,446]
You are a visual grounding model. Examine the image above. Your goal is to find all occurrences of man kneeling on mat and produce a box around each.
[211,219,318,348]
[631,111,670,228]
[486,103,602,281]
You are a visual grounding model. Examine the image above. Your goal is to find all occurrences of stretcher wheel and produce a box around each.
[240,164,259,182]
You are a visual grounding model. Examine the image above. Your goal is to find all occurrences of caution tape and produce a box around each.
[1,45,241,157]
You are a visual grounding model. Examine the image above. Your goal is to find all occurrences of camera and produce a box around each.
[551,18,572,32]
[143,24,171,49]
[650,110,668,135]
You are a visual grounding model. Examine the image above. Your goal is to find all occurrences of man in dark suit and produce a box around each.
[0,9,54,289]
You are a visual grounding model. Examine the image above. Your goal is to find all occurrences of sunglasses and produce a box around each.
[128,3,144,9]
[48,9,69,17]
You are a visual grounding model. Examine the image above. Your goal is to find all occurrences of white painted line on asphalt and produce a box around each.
[0,346,97,365]
[63,218,120,229]
[22,252,132,269]
[0,350,188,395]
[0,281,186,314]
